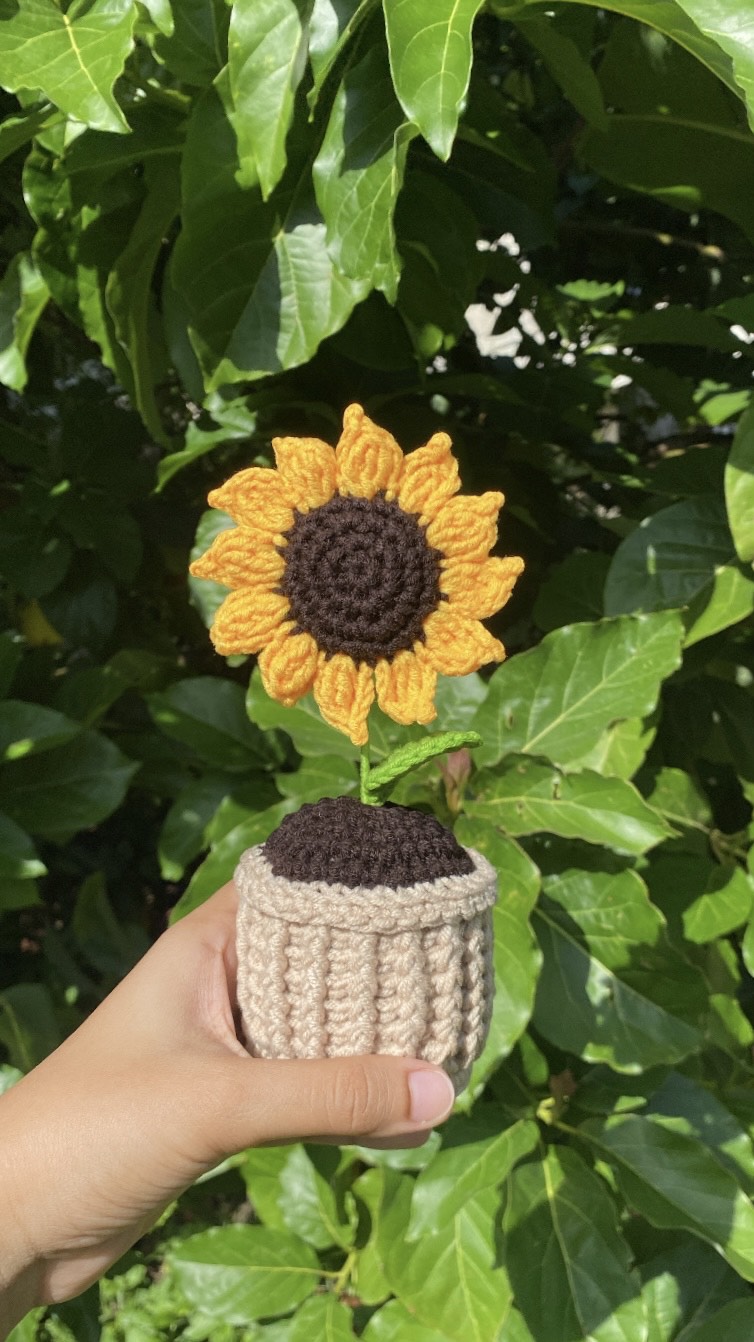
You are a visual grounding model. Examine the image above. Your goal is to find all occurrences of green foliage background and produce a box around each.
[2,0,754,1337]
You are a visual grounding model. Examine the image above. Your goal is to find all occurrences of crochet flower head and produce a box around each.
[190,405,523,745]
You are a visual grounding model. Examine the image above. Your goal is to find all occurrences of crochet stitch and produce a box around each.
[235,819,497,1093]
[190,403,524,744]
[263,797,473,887]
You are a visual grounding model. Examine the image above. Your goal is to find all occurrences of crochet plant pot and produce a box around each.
[234,796,497,1094]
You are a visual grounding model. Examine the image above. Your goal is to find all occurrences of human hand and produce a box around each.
[0,881,455,1328]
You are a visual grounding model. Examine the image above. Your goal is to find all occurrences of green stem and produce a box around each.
[360,742,379,805]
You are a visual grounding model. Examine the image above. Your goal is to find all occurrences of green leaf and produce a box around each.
[604,499,754,645]
[725,403,754,563]
[385,1187,518,1342]
[0,701,80,761]
[583,1113,754,1281]
[455,821,542,1063]
[153,0,228,86]
[276,755,358,804]
[0,811,46,880]
[467,758,671,856]
[172,84,368,389]
[0,633,21,700]
[0,0,136,133]
[0,983,60,1069]
[169,801,296,921]
[0,730,137,842]
[409,1111,539,1238]
[532,867,704,1071]
[0,103,57,165]
[189,508,235,630]
[366,730,482,795]
[569,716,657,782]
[168,1225,320,1325]
[147,678,269,772]
[0,252,49,392]
[503,1146,647,1342]
[533,552,611,633]
[261,1295,355,1341]
[72,871,147,980]
[640,1237,750,1342]
[683,1300,754,1342]
[313,43,415,300]
[472,613,683,770]
[157,400,258,492]
[361,1299,452,1342]
[515,15,608,129]
[228,0,313,198]
[247,666,357,761]
[383,0,485,159]
[158,773,231,881]
[581,115,754,248]
[308,0,376,104]
[645,1071,754,1195]
[105,162,181,443]
[682,863,753,943]
[352,1165,414,1307]
[670,0,754,127]
[276,1145,355,1251]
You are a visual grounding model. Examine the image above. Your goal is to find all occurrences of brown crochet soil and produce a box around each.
[278,494,443,666]
[262,796,473,888]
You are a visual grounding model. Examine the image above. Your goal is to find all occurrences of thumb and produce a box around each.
[212,1053,456,1151]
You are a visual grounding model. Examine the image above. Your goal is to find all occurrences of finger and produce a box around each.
[210,1054,455,1152]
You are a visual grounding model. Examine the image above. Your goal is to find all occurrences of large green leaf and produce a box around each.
[493,0,740,97]
[684,1300,754,1342]
[0,0,135,133]
[105,162,181,443]
[361,1299,452,1342]
[168,1225,320,1325]
[725,403,754,563]
[640,1238,751,1342]
[157,773,231,881]
[645,1071,754,1194]
[0,983,60,1070]
[467,759,671,856]
[473,613,683,770]
[0,730,137,841]
[172,85,368,389]
[583,1113,754,1281]
[246,666,357,760]
[0,811,46,881]
[532,867,705,1071]
[0,252,48,392]
[604,499,754,646]
[0,701,80,761]
[383,0,485,159]
[0,103,57,165]
[261,1295,355,1341]
[153,0,228,86]
[408,1110,538,1237]
[313,43,414,300]
[515,13,608,129]
[227,0,313,198]
[503,1146,647,1342]
[352,1166,415,1307]
[147,678,268,772]
[455,820,542,1062]
[670,0,754,126]
[274,1144,355,1251]
[385,1187,520,1342]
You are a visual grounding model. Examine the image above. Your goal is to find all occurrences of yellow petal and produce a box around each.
[313,653,374,745]
[210,589,289,656]
[422,606,505,676]
[189,527,285,589]
[272,436,337,511]
[441,555,524,619]
[335,403,403,500]
[426,492,504,564]
[375,650,437,726]
[258,626,320,707]
[397,432,459,525]
[208,467,293,533]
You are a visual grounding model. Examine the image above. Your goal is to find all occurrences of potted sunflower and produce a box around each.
[191,405,523,1093]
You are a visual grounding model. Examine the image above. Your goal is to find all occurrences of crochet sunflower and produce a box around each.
[191,404,523,745]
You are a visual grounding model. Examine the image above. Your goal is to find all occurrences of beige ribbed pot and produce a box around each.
[234,843,497,1094]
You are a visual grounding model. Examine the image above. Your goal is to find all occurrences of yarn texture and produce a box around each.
[234,800,497,1093]
[190,402,524,744]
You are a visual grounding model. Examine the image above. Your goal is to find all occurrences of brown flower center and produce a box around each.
[279,494,442,666]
